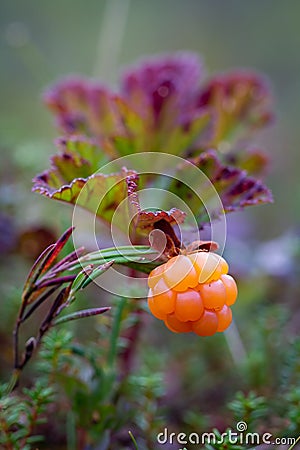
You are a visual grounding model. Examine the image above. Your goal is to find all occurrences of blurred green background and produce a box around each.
[1,1,300,448]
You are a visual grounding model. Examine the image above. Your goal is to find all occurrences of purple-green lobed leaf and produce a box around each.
[196,70,273,149]
[37,52,274,230]
[168,150,273,224]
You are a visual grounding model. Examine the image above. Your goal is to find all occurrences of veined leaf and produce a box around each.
[33,167,138,228]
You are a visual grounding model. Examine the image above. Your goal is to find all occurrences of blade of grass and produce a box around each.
[83,245,157,260]
[128,431,139,450]
[288,435,300,450]
[67,410,77,450]
[108,298,126,367]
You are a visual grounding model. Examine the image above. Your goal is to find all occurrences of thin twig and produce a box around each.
[13,285,60,372]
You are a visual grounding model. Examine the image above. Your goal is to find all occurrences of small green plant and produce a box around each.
[0,381,54,450]
[228,391,268,432]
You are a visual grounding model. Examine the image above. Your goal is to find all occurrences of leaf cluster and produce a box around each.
[32,53,273,240]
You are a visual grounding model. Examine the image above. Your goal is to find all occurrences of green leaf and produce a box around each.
[43,76,212,158]
[33,167,138,229]
[70,264,94,293]
[80,261,114,289]
[26,435,44,444]
[37,137,108,188]
[63,245,159,275]
[108,298,126,366]
[79,245,157,261]
[53,307,111,326]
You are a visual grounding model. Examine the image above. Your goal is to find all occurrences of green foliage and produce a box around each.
[228,391,268,431]
[0,381,54,450]
[13,225,158,390]
[285,387,300,435]
[32,299,165,449]
[2,279,300,448]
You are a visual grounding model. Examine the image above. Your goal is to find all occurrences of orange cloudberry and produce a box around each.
[147,251,237,337]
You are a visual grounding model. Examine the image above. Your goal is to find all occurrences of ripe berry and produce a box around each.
[175,289,204,322]
[163,255,198,291]
[147,251,237,337]
[221,274,238,306]
[216,304,232,332]
[165,314,192,333]
[192,310,218,336]
[198,279,226,310]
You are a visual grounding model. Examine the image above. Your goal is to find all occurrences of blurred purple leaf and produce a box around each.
[121,51,203,123]
[43,54,273,162]
[196,71,273,148]
[38,53,273,227]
